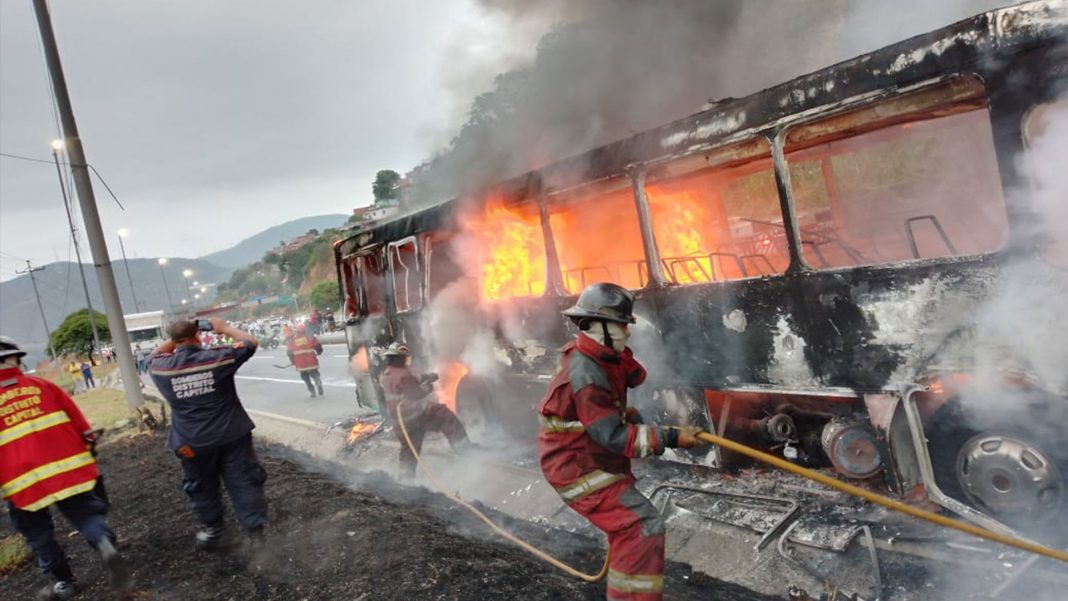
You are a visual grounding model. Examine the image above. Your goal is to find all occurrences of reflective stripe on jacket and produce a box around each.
[538,334,668,501]
[287,335,322,372]
[0,368,98,511]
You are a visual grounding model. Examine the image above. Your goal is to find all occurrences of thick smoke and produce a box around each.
[412,0,1012,204]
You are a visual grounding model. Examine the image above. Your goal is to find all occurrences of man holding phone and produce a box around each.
[148,318,267,550]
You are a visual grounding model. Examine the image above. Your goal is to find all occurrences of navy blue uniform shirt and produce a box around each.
[149,340,257,450]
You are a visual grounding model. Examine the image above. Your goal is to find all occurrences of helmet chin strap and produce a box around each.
[600,320,614,352]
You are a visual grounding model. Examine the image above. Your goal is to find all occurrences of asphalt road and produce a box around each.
[145,342,362,427]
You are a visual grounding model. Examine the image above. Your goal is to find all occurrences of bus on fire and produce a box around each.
[334,1,1068,541]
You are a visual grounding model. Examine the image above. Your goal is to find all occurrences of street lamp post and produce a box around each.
[182,269,194,307]
[158,258,175,314]
[116,228,141,312]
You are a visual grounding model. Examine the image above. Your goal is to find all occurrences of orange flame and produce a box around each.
[646,186,716,284]
[434,362,470,413]
[347,419,382,444]
[460,199,546,302]
[351,347,369,372]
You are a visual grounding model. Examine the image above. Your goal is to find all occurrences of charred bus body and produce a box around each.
[336,1,1068,538]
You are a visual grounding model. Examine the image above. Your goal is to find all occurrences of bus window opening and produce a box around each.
[785,77,1007,269]
[644,138,787,283]
[547,178,646,293]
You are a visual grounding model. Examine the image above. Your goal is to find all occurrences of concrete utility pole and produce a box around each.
[52,140,102,357]
[32,0,145,409]
[16,261,57,361]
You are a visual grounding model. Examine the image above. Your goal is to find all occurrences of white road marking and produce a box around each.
[332,354,349,358]
[236,375,351,388]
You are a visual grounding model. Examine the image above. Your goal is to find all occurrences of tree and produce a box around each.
[372,169,401,202]
[309,280,341,311]
[50,309,110,356]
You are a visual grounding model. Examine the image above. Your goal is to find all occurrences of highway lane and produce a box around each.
[235,342,362,425]
[145,342,364,427]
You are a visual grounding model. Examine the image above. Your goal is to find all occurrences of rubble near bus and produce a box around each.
[330,2,1068,598]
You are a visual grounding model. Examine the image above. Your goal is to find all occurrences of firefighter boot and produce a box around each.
[195,522,227,550]
[37,581,78,601]
[96,538,130,593]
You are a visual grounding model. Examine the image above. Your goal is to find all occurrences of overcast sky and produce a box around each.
[0,0,534,280]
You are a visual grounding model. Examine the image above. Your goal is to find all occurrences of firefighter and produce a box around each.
[0,337,129,600]
[538,283,705,601]
[287,323,324,397]
[379,342,472,477]
[149,319,267,550]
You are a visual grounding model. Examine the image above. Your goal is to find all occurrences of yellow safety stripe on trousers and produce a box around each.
[1,451,94,497]
[0,410,71,447]
[539,415,585,434]
[606,568,664,594]
[20,479,97,512]
[557,470,625,503]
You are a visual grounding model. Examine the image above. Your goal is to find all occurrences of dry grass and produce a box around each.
[72,388,133,430]
[0,534,32,576]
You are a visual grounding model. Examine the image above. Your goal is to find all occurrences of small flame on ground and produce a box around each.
[347,419,381,444]
[434,362,470,413]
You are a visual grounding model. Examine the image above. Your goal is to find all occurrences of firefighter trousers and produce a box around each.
[394,404,469,477]
[7,490,114,581]
[179,434,268,530]
[568,478,665,601]
[299,369,323,394]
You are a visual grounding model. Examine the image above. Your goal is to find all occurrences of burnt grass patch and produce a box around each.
[1,433,781,600]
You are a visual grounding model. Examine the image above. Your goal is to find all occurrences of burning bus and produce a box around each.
[335,1,1068,539]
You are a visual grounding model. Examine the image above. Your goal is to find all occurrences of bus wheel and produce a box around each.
[927,401,1066,536]
[954,432,1064,524]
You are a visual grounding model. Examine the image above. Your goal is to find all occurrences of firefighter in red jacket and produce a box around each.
[379,342,472,477]
[539,284,704,601]
[287,323,324,397]
[0,337,128,600]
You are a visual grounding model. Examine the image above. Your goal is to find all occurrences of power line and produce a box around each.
[0,152,126,210]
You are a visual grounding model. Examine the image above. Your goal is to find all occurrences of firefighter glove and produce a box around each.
[420,373,440,385]
[624,407,644,424]
[674,426,707,449]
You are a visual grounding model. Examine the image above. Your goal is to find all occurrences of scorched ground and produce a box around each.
[0,433,779,600]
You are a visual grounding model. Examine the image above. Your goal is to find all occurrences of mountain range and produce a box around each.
[0,213,350,364]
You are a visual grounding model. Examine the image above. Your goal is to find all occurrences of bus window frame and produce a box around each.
[387,236,423,314]
[775,73,1007,273]
[637,136,790,287]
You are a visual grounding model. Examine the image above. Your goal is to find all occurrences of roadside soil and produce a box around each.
[1,432,783,601]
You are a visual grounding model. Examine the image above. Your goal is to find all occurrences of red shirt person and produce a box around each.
[538,284,704,601]
[378,342,471,477]
[0,337,128,600]
[286,323,324,397]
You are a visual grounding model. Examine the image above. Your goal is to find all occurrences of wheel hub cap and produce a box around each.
[956,434,1064,521]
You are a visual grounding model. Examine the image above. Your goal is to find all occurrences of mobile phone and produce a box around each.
[196,319,213,332]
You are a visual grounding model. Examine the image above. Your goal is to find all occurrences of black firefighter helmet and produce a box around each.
[562,283,636,325]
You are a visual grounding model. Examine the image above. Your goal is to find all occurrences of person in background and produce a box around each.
[379,342,473,477]
[538,283,706,601]
[134,344,146,374]
[286,323,324,398]
[0,337,129,600]
[78,361,94,390]
[148,318,266,550]
[308,308,320,335]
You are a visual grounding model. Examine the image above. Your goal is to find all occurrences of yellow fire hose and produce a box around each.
[394,398,1067,586]
[694,430,1068,564]
[395,401,610,582]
